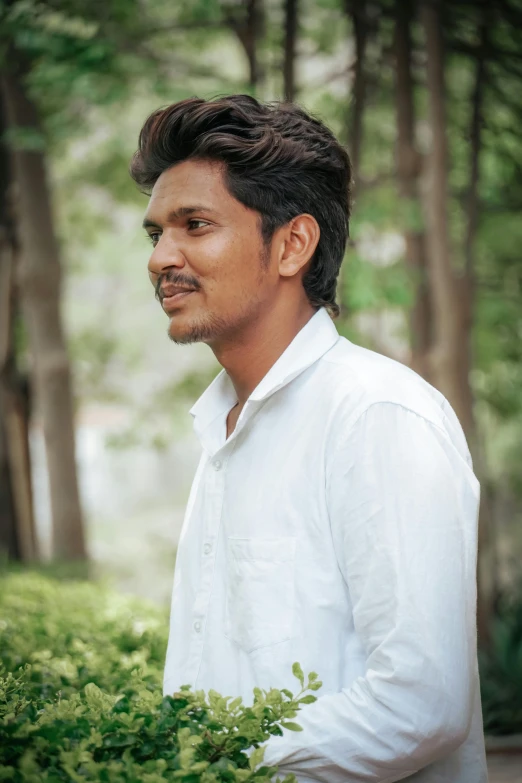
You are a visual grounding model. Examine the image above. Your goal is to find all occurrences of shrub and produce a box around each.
[479,586,522,736]
[0,573,321,782]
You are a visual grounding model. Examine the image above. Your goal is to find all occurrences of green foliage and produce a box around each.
[1,0,138,137]
[0,573,322,782]
[0,572,168,698]
[479,586,522,736]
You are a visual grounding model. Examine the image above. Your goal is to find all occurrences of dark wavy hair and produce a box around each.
[130,94,352,317]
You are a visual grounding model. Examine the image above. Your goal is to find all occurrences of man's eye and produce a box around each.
[146,232,161,245]
[188,219,209,231]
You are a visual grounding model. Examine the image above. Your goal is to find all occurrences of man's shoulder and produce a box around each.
[318,337,462,440]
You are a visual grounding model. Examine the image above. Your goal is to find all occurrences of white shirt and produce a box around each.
[163,307,488,783]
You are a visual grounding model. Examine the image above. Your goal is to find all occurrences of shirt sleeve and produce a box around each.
[262,401,480,782]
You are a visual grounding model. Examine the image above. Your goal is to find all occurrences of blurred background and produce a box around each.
[0,0,521,753]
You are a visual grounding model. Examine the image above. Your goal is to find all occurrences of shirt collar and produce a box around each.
[189,307,339,433]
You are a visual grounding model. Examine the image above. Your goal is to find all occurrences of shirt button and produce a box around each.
[203,543,212,555]
[194,620,202,633]
[213,460,222,471]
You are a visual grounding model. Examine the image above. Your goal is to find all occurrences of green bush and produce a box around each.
[479,587,522,736]
[0,573,321,782]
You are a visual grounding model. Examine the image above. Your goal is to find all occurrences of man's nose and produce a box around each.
[147,236,186,281]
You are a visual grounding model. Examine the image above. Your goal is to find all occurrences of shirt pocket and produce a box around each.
[225,536,296,653]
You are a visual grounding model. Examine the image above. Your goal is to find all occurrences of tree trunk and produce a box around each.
[345,0,368,187]
[0,86,36,562]
[463,2,494,648]
[283,0,298,101]
[225,0,265,92]
[0,249,20,561]
[339,0,370,320]
[0,88,18,562]
[422,0,491,646]
[0,426,17,561]
[394,0,432,381]
[421,0,474,436]
[1,67,87,561]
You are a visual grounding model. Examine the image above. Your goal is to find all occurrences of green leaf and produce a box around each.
[249,745,265,770]
[281,722,303,732]
[291,663,304,688]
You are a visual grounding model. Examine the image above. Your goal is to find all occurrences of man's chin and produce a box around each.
[166,309,235,346]
[168,327,201,346]
[167,318,218,346]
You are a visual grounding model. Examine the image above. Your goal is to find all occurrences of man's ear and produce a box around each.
[277,214,320,278]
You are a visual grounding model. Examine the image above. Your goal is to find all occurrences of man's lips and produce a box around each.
[161,289,197,312]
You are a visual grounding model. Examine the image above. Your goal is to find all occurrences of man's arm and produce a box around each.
[262,401,480,782]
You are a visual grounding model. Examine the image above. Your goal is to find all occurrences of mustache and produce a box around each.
[155,270,200,302]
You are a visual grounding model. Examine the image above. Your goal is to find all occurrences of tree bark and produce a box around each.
[339,0,370,320]
[224,0,265,92]
[422,0,491,646]
[283,0,298,101]
[0,86,36,562]
[0,88,18,562]
[0,243,20,561]
[463,1,494,648]
[1,66,86,561]
[393,0,432,380]
[345,0,368,187]
[421,0,474,437]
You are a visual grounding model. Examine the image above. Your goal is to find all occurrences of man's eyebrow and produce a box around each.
[142,205,215,229]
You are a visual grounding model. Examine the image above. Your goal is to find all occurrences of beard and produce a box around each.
[168,281,267,347]
[167,309,232,345]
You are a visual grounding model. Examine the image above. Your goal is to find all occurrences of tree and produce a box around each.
[2,61,87,560]
[344,0,369,188]
[224,0,266,93]
[421,0,502,644]
[283,0,298,101]
[0,87,36,563]
[421,0,473,432]
[393,0,431,380]
[458,0,497,645]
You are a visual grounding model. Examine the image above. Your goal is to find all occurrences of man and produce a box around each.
[130,94,488,782]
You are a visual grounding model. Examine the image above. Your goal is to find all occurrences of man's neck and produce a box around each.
[213,302,317,407]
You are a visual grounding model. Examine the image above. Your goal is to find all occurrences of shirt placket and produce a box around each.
[185,450,228,685]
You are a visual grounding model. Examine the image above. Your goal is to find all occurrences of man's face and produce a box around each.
[143,158,274,346]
